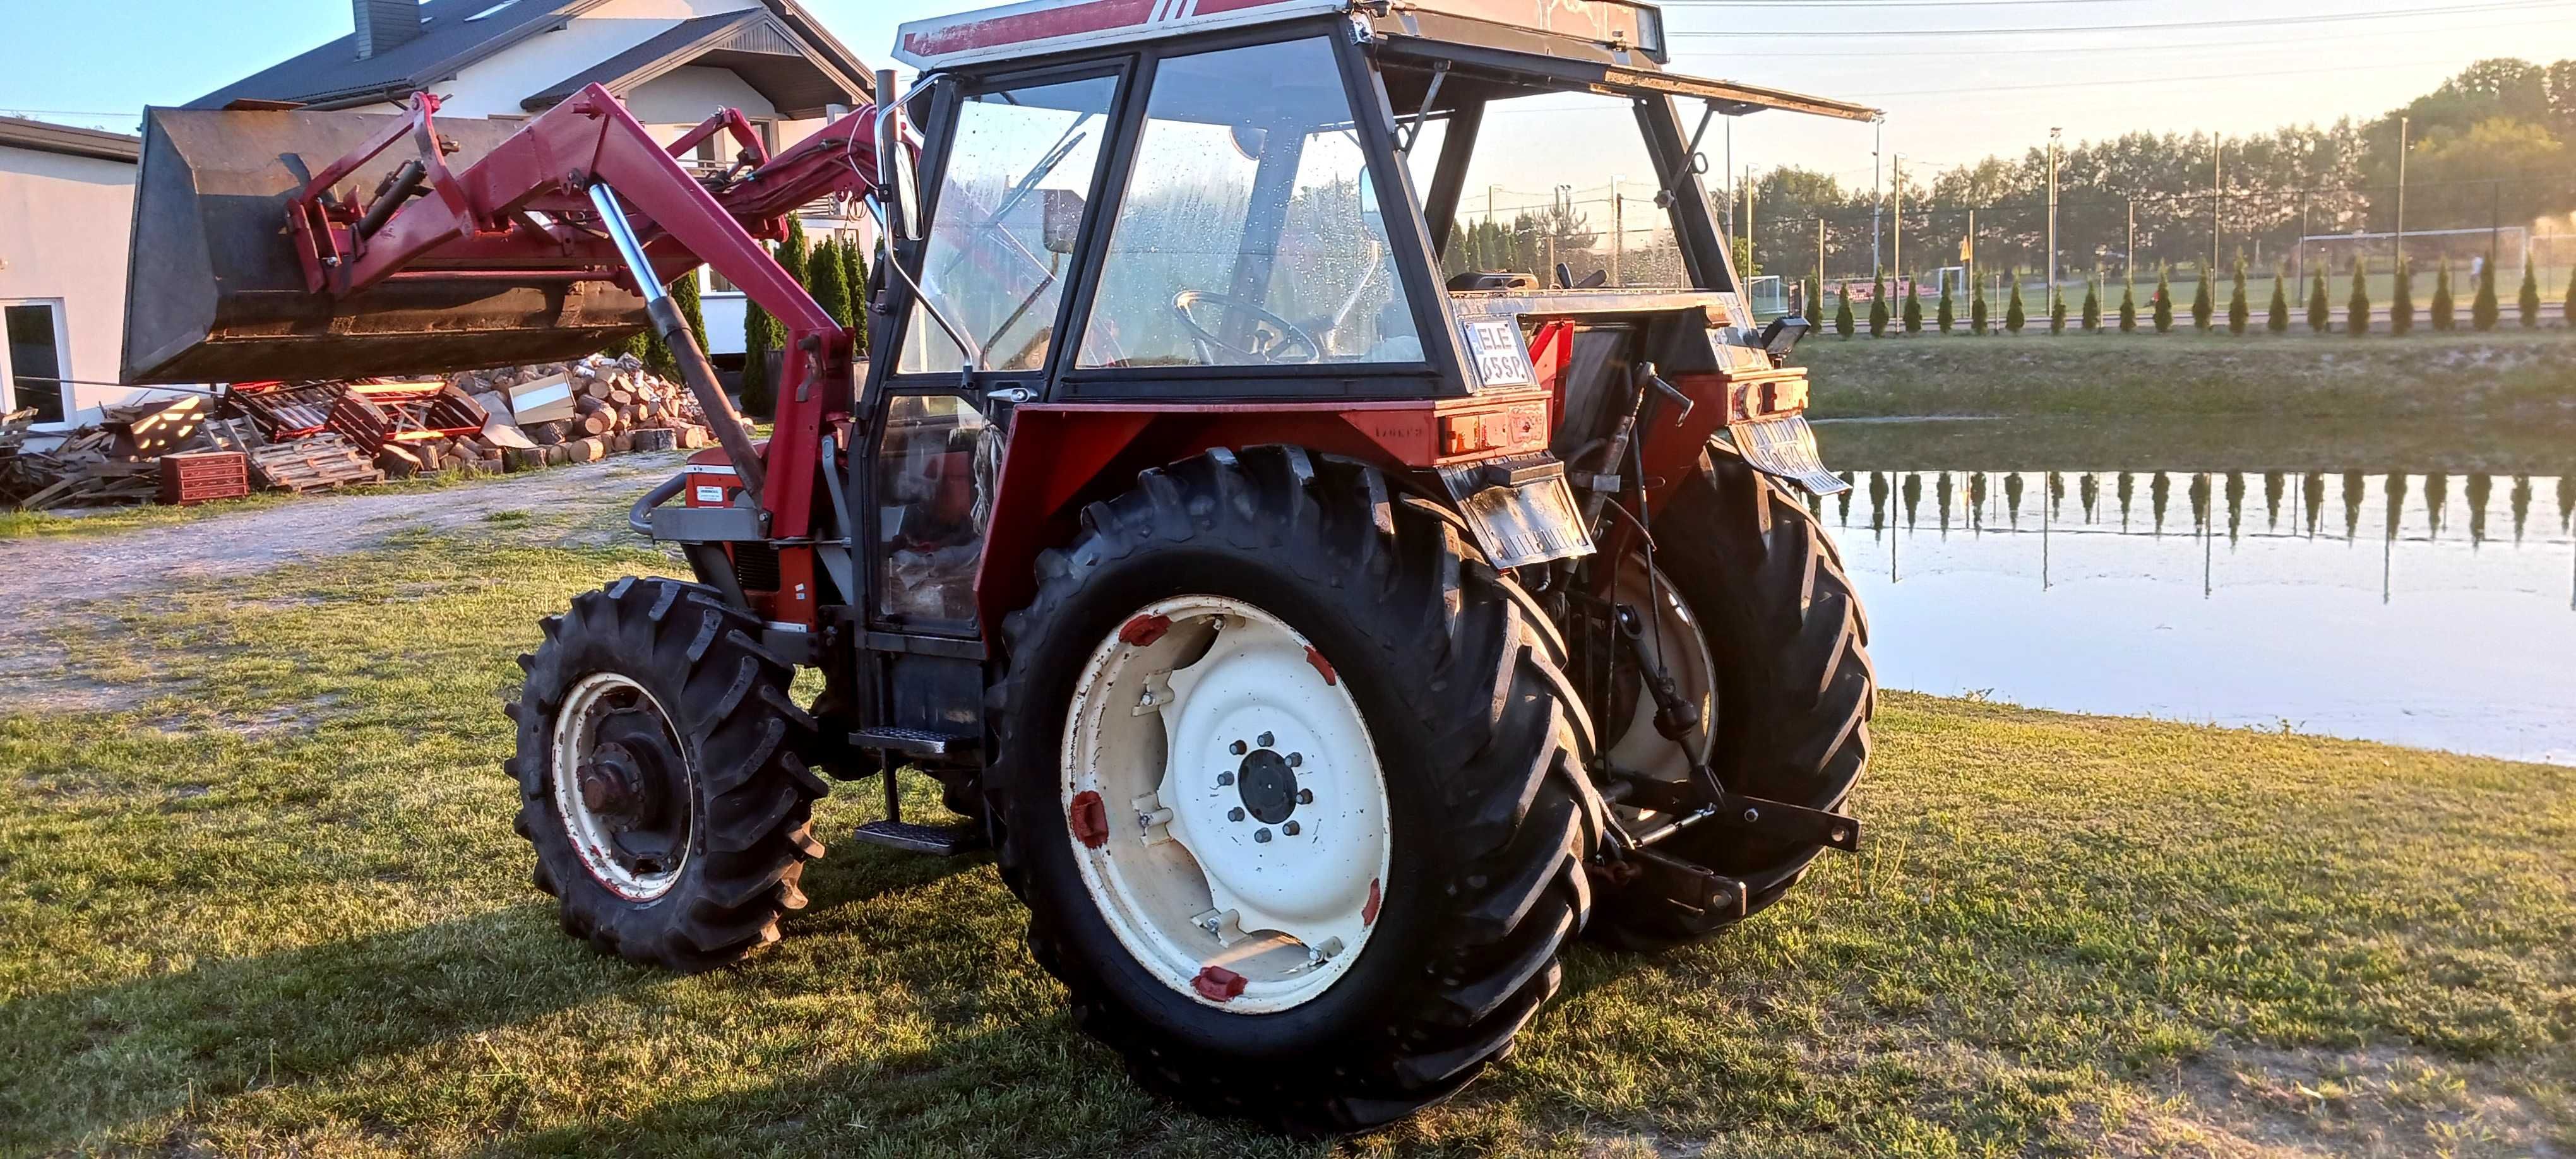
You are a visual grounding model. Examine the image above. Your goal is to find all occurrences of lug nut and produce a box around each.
[1296,788,1313,804]
[1217,771,1235,786]
[1229,740,1248,756]
[1741,807,1762,824]
[1286,752,1302,768]
[1228,807,1246,822]
[1257,732,1275,748]
[1282,821,1301,836]
[1254,828,1272,843]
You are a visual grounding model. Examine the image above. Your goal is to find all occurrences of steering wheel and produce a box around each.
[1171,290,1322,365]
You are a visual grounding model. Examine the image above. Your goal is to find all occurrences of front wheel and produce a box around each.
[987,448,1599,1134]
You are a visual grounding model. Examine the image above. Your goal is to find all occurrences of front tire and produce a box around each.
[987,448,1600,1134]
[507,577,828,971]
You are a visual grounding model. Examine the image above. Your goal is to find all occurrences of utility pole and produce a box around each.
[2210,134,2222,280]
[1609,174,1623,285]
[2125,198,2135,285]
[1485,184,1498,270]
[1967,206,1977,297]
[1815,215,1825,307]
[2297,191,2309,286]
[2395,116,2409,270]
[1871,116,1885,275]
[1892,153,1904,290]
[2046,128,2061,309]
[1744,167,1757,275]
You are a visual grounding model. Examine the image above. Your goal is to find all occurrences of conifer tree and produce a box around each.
[2190,265,2213,331]
[2388,257,2414,336]
[2267,264,2289,333]
[1936,277,1955,334]
[2347,256,2372,336]
[742,283,775,420]
[843,240,869,354]
[2082,273,2102,332]
[671,268,707,352]
[2518,261,2541,327]
[2565,266,2575,327]
[2005,270,2027,333]
[809,235,852,338]
[2152,263,2174,333]
[1902,285,1923,334]
[2431,258,2455,331]
[778,218,809,288]
[1868,268,1889,336]
[1971,276,1989,335]
[1834,281,1855,336]
[2473,255,2500,330]
[2307,263,2332,333]
[2118,271,2137,333]
[2226,253,2248,335]
[2049,288,2067,334]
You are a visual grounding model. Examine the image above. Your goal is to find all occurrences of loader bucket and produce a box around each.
[122,106,649,385]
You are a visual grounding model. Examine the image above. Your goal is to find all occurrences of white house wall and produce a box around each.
[425,0,766,120]
[0,146,150,424]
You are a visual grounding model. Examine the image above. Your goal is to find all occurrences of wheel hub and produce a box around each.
[1234,747,1299,824]
[551,674,694,900]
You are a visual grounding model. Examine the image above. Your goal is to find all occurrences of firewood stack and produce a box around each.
[441,353,714,475]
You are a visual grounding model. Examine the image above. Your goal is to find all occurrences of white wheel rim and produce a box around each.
[1061,595,1392,1013]
[551,671,691,901]
[1604,557,1716,799]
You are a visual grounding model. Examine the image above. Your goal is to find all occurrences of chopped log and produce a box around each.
[525,420,566,446]
[504,446,546,472]
[631,427,677,453]
[564,437,605,463]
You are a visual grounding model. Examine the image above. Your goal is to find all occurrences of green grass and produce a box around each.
[6,499,2576,1155]
[1797,330,2576,424]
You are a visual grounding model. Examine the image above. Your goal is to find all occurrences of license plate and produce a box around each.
[1731,413,1848,496]
[1456,473,1595,569]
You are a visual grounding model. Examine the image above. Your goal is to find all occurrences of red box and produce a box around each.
[158,451,251,506]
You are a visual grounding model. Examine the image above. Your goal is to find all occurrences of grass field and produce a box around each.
[1795,330,2576,425]
[5,491,2575,1156]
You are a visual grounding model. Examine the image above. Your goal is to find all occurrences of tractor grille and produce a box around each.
[731,542,781,592]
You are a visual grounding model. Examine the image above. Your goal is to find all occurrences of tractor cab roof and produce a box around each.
[892,0,1876,122]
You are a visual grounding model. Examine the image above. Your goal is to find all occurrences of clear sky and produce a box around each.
[7,0,2573,196]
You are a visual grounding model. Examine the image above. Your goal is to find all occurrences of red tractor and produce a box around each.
[125,0,1876,1132]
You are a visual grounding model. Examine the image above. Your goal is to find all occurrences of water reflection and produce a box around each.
[1825,467,2576,764]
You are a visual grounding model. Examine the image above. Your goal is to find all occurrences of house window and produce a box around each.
[2,303,67,424]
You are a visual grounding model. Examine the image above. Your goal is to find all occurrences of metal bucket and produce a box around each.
[121,106,650,385]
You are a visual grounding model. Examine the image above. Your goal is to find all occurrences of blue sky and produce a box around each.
[6,0,2574,191]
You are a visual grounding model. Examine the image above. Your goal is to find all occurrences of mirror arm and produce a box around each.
[1399,62,1448,155]
[1658,99,1720,210]
[861,193,985,374]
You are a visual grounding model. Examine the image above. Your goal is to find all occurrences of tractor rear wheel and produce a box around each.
[1588,443,1875,948]
[987,448,1599,1134]
[507,577,828,971]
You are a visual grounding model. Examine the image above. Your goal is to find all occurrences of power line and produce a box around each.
[1846,59,2452,98]
[1669,13,2573,56]
[1668,0,2560,37]
[1661,0,2144,6]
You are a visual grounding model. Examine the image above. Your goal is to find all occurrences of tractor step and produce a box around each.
[850,819,985,856]
[849,726,978,759]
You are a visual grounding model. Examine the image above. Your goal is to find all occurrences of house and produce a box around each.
[192,0,880,362]
[0,119,148,427]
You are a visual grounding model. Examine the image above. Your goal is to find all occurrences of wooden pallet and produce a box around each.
[249,434,384,493]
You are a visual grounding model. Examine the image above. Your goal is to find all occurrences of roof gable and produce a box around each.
[522,8,868,118]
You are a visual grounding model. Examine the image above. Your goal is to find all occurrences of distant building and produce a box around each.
[190,0,880,361]
[0,119,146,427]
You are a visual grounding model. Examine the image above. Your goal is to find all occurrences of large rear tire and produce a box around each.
[507,577,828,971]
[987,448,1600,1135]
[1589,444,1875,948]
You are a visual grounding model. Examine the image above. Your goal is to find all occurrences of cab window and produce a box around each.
[1078,37,1422,369]
[900,75,1118,374]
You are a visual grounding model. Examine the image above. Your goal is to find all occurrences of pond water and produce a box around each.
[1811,435,2576,766]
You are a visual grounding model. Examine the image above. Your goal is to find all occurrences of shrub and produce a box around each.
[844,241,871,354]
[2473,257,2499,330]
[1869,269,1889,336]
[2519,262,2541,327]
[2267,264,2289,333]
[741,275,775,419]
[2307,264,2330,333]
[2082,274,2102,332]
[1835,281,1855,336]
[2431,258,2455,331]
[2226,254,2248,335]
[2191,266,2213,331]
[2118,274,2137,332]
[2005,271,2027,333]
[2152,264,2174,333]
[1936,278,1955,333]
[2049,288,2066,334]
[809,235,852,337]
[2566,266,2575,326]
[1971,278,1989,334]
[1902,287,1923,334]
[2388,257,2413,336]
[2347,257,2371,336]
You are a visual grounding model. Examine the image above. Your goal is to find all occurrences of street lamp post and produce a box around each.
[2046,128,2061,313]
[1892,153,1904,293]
[1871,115,1884,276]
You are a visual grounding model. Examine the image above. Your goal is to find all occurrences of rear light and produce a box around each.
[1726,373,1811,424]
[1441,401,1549,457]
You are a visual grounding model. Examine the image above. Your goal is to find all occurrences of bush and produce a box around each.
[1902,287,1923,334]
[1834,281,1855,336]
[1868,269,1889,337]
[2567,267,2575,326]
[1936,279,1955,334]
[1971,278,1989,334]
[2267,264,2289,333]
[2152,264,2174,333]
[2082,275,2102,332]
[741,276,775,419]
[2519,262,2541,328]
[2388,258,2413,336]
[2226,254,2248,335]
[2190,266,2213,331]
[2431,258,2455,331]
[2118,275,2137,333]
[2473,258,2499,330]
[672,267,707,351]
[844,241,871,354]
[2307,264,2331,333]
[2347,258,2371,336]
[809,235,852,338]
[2005,271,2027,333]
[2049,289,2066,334]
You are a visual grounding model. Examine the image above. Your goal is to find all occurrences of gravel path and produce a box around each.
[0,453,682,712]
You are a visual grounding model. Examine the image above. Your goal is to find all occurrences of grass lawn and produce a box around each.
[5,497,2576,1156]
[1796,330,2576,425]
